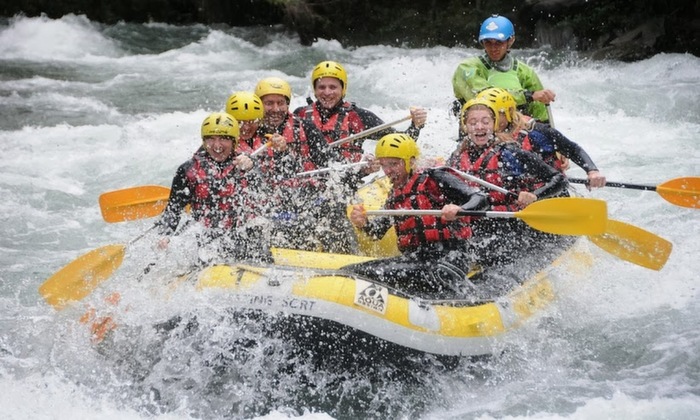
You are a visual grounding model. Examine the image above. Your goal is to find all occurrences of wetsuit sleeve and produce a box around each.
[362,214,394,240]
[155,162,192,236]
[430,168,490,211]
[361,186,398,239]
[353,106,423,141]
[533,123,599,173]
[512,148,567,199]
[451,56,490,102]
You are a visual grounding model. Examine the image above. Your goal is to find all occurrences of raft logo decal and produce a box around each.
[354,280,388,314]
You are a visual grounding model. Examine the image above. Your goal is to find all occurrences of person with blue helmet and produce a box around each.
[452,14,556,124]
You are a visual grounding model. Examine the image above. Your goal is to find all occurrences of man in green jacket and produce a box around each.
[452,14,555,123]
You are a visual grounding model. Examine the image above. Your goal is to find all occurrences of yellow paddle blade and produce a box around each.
[518,197,607,236]
[657,177,700,209]
[347,176,400,257]
[588,219,672,271]
[99,185,171,223]
[39,245,125,309]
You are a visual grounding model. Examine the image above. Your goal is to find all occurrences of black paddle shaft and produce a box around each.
[568,178,657,191]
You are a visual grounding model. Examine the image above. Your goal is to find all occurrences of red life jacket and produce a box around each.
[253,118,323,203]
[253,114,318,181]
[517,130,533,152]
[387,171,473,252]
[448,146,518,211]
[277,114,317,172]
[184,153,251,230]
[240,132,280,180]
[471,144,535,212]
[303,102,365,162]
[449,148,477,174]
[236,135,265,155]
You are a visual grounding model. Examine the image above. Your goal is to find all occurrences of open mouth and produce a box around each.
[319,97,336,106]
[472,132,490,141]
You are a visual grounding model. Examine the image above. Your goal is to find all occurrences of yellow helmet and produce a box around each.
[311,60,348,97]
[375,133,419,173]
[254,77,292,102]
[460,96,497,132]
[201,112,239,140]
[226,91,263,122]
[476,87,516,129]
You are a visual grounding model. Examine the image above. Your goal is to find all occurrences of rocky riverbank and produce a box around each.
[2,0,698,60]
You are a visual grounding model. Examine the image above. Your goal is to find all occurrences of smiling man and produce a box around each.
[254,76,329,175]
[295,60,428,185]
[452,14,555,123]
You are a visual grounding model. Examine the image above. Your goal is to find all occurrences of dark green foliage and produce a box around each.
[1,0,697,57]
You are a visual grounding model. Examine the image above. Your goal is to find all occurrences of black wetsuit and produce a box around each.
[156,150,271,263]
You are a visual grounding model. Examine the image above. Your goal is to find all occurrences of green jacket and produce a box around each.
[452,53,548,122]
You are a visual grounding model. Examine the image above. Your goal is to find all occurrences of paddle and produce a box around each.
[366,197,607,236]
[328,115,412,147]
[99,185,170,223]
[39,226,156,309]
[568,177,700,209]
[250,141,270,157]
[588,219,672,271]
[447,167,672,270]
[546,104,555,127]
[297,161,369,177]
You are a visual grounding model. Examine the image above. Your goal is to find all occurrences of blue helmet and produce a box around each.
[478,15,515,42]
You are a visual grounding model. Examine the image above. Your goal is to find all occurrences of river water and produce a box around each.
[1,13,699,420]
